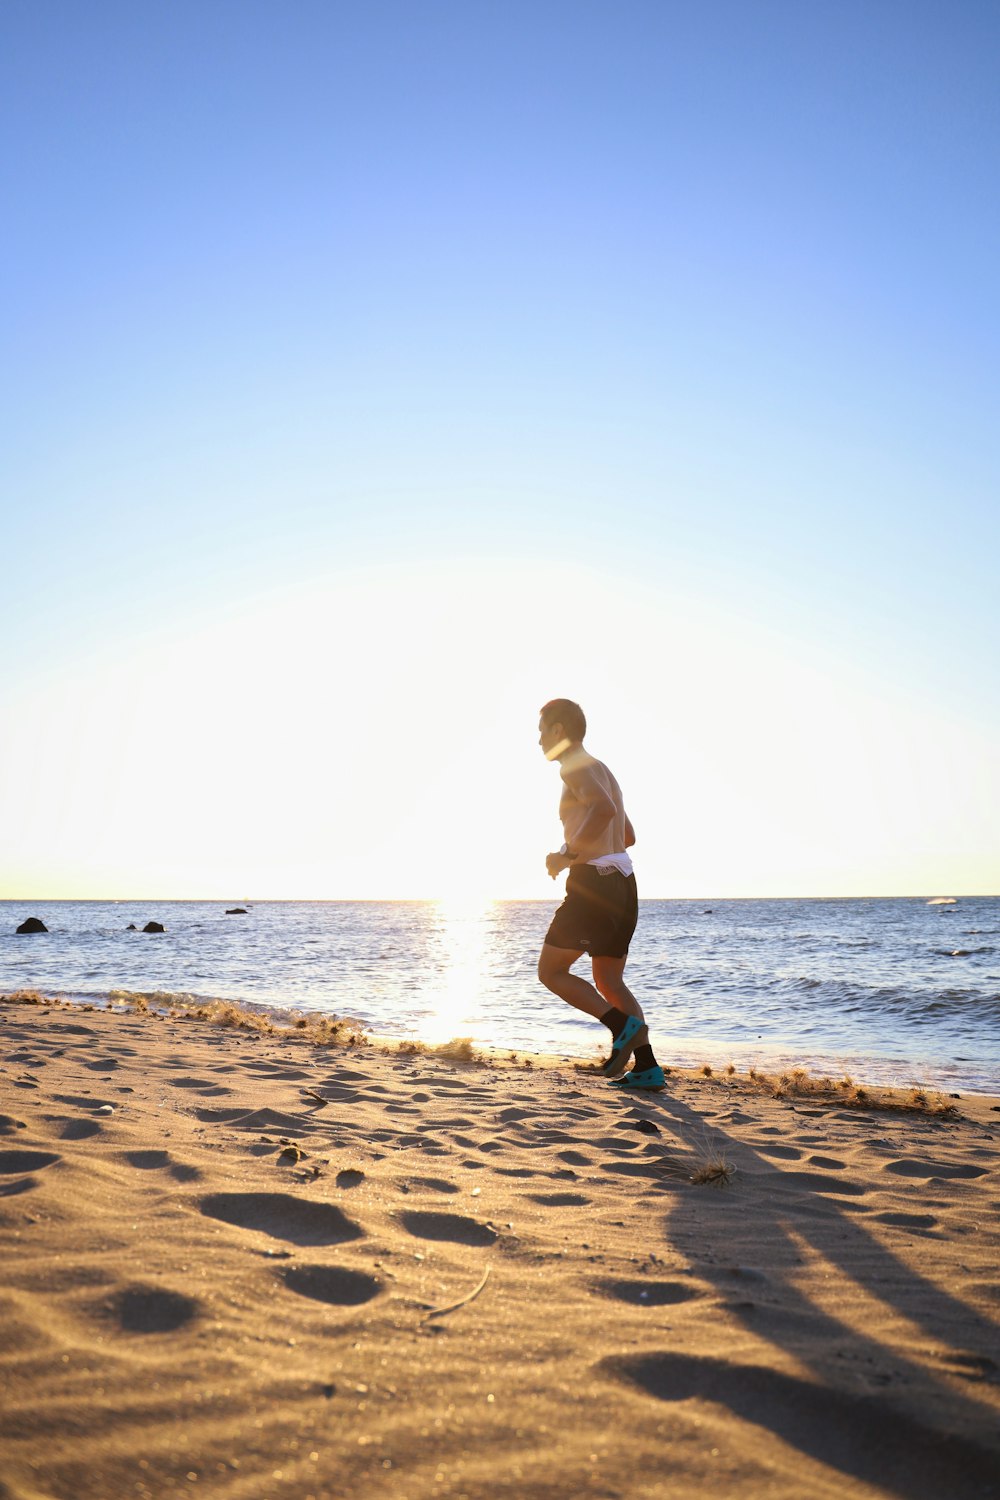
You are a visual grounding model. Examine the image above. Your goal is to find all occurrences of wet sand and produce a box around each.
[1,995,999,1500]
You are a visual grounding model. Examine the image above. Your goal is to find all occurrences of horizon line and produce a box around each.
[2,892,997,904]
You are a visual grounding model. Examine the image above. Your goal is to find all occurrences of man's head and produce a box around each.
[538,698,586,760]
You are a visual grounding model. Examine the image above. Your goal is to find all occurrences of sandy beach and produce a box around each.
[1,994,998,1500]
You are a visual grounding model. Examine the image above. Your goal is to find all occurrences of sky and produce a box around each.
[2,0,998,900]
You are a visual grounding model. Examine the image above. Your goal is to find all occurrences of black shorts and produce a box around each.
[544,864,638,959]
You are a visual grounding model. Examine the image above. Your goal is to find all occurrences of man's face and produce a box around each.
[538,716,564,759]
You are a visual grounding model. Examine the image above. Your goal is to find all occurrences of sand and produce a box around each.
[1,994,998,1500]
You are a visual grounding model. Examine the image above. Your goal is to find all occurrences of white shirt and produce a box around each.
[561,845,634,877]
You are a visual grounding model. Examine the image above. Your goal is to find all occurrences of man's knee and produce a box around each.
[538,946,575,990]
[537,955,559,989]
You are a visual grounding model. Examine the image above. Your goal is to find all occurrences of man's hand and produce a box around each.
[546,851,572,879]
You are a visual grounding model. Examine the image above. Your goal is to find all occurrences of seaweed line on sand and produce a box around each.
[0,991,967,1113]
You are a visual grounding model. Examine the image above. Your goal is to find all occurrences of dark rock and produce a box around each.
[126,923,137,930]
[226,907,248,915]
[16,918,48,934]
[142,921,165,934]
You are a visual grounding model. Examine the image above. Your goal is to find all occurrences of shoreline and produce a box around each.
[2,995,999,1498]
[5,987,999,1100]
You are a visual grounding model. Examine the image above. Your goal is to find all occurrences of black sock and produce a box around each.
[600,1007,628,1039]
[633,1044,658,1071]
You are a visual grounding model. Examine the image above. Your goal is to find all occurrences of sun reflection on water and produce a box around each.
[420,894,496,1045]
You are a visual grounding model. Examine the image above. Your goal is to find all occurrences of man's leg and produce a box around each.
[593,953,662,1081]
[591,955,644,1022]
[537,944,607,1019]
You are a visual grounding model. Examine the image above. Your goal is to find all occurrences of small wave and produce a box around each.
[932,947,995,958]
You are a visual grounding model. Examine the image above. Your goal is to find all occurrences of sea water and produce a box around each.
[2,897,998,1094]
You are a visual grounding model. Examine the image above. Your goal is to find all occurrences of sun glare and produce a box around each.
[432,884,498,915]
[420,892,495,1045]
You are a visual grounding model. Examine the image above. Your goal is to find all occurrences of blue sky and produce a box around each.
[2,1,998,898]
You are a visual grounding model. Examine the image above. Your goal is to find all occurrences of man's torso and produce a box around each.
[559,750,629,859]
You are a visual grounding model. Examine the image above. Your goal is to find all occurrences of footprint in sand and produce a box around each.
[496,1107,534,1123]
[52,1093,116,1113]
[199,1192,365,1245]
[0,1115,28,1135]
[765,1169,867,1196]
[281,1264,382,1306]
[336,1169,366,1188]
[595,1279,701,1306]
[58,1118,103,1141]
[529,1192,591,1207]
[194,1106,262,1123]
[0,1149,60,1174]
[405,1177,461,1194]
[604,1350,999,1498]
[883,1158,988,1180]
[754,1143,804,1161]
[123,1149,201,1183]
[590,1134,643,1152]
[166,1077,233,1096]
[398,1210,497,1246]
[807,1155,847,1170]
[0,1177,39,1198]
[874,1211,939,1230]
[95,1284,201,1334]
[305,1086,361,1105]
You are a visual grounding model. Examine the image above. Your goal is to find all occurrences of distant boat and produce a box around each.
[927,897,957,905]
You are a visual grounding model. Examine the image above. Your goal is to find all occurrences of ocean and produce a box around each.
[2,897,998,1094]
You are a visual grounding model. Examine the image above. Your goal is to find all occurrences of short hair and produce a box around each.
[540,698,586,742]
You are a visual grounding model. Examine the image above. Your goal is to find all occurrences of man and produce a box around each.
[537,698,665,1090]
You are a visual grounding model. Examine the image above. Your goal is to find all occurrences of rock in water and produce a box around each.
[226,907,248,915]
[142,921,165,934]
[16,917,48,934]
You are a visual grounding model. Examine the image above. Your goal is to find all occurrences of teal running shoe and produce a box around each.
[601,1015,648,1078]
[608,1065,666,1092]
